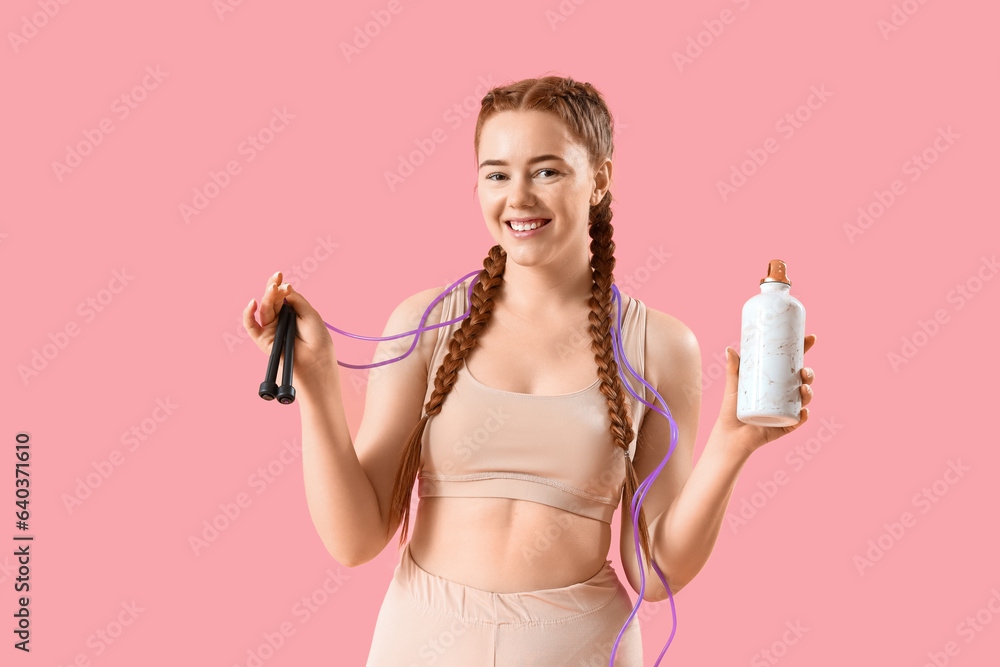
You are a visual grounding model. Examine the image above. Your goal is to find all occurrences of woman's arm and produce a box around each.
[298,287,447,567]
[623,325,817,601]
[643,422,752,600]
[244,277,445,567]
[618,309,701,601]
[296,363,387,567]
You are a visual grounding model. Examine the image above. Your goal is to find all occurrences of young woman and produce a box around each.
[242,75,817,666]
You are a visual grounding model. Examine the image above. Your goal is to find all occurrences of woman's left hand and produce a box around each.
[716,334,817,456]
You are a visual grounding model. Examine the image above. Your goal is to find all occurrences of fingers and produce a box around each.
[260,271,284,327]
[263,271,299,327]
[278,283,321,322]
[264,282,291,327]
[800,382,813,407]
[800,355,815,405]
[250,271,322,336]
[243,298,262,338]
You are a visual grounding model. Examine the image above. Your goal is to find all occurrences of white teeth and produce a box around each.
[509,220,548,231]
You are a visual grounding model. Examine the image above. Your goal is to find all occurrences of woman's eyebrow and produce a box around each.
[478,154,565,169]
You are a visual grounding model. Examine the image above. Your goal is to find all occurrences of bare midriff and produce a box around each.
[408,496,612,592]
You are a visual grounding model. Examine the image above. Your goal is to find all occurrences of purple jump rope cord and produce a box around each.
[322,269,679,666]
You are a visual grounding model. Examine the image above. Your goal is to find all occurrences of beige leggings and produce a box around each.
[365,541,643,666]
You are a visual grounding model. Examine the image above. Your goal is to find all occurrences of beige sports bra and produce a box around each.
[416,278,649,524]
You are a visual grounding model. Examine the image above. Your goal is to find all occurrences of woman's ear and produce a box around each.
[592,159,612,203]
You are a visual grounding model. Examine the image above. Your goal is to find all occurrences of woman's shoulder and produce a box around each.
[639,301,700,382]
[391,284,451,327]
[627,300,701,426]
[642,302,696,347]
[384,282,457,372]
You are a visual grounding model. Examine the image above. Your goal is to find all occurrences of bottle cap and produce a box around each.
[760,259,791,285]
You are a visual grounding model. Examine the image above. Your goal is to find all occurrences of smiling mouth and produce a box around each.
[505,219,551,231]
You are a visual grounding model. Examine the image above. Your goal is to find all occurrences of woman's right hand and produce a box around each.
[242,271,337,390]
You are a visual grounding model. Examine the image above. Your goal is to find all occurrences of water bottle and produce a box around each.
[737,259,806,426]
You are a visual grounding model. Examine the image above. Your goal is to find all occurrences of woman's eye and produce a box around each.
[486,169,558,182]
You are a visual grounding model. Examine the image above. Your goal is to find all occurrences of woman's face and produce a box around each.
[476,109,610,268]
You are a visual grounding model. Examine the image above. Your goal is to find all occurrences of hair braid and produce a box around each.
[589,192,653,567]
[385,245,507,545]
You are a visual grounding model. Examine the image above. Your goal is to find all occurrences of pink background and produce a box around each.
[4,0,999,665]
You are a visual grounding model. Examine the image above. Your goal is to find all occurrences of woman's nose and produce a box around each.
[508,177,536,206]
